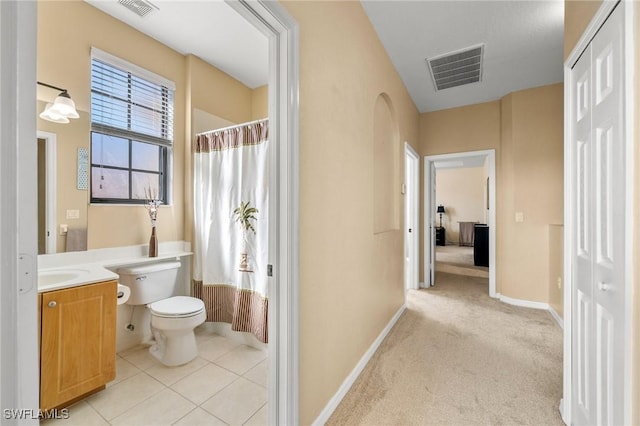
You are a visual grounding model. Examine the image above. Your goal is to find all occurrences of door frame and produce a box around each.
[423,149,496,296]
[228,2,300,424]
[562,1,634,424]
[2,1,300,424]
[0,1,40,421]
[404,142,420,291]
[37,131,57,254]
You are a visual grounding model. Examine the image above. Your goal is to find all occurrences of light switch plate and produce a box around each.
[59,224,68,235]
[66,209,80,219]
[515,212,524,223]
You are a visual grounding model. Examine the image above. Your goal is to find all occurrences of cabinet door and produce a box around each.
[40,280,117,410]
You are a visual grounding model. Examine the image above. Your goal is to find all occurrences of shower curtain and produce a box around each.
[192,119,269,343]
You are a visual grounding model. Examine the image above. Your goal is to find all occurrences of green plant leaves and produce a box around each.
[233,200,259,234]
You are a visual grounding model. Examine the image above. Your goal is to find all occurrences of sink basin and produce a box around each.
[38,269,91,286]
[37,264,119,292]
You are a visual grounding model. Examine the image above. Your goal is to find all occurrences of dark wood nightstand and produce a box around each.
[435,227,445,246]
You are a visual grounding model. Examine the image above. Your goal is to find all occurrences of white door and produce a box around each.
[423,160,436,287]
[404,144,419,290]
[571,4,625,425]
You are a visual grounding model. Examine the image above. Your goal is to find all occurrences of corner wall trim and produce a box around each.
[548,307,564,329]
[311,304,407,426]
[496,293,550,310]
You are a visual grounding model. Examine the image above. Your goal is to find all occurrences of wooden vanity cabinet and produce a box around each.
[40,280,117,411]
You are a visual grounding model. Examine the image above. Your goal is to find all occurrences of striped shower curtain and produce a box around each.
[192,119,269,343]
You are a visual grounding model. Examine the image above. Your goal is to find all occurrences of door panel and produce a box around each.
[573,41,594,426]
[576,289,592,418]
[429,162,436,286]
[571,4,625,426]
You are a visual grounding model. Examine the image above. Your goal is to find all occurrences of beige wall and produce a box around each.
[500,84,563,303]
[420,83,563,302]
[251,85,269,120]
[281,1,420,423]
[186,54,254,124]
[564,0,603,59]
[435,167,485,244]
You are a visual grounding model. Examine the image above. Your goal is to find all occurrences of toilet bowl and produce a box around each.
[118,262,206,367]
[148,296,206,366]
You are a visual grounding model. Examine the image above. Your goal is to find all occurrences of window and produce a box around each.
[90,48,174,204]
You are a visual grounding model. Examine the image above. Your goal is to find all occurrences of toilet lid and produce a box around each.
[149,296,205,317]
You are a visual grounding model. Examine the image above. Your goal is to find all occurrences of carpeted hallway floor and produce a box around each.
[327,272,564,426]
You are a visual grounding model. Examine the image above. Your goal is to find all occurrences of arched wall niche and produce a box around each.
[373,92,400,234]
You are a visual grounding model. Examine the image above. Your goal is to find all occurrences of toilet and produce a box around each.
[118,261,206,367]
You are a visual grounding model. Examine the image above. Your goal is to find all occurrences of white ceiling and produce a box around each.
[85,1,563,113]
[84,0,269,89]
[361,0,564,113]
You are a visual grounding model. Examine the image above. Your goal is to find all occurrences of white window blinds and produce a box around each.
[90,48,174,147]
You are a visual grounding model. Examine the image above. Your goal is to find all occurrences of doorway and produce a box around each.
[1,2,299,425]
[404,143,419,291]
[37,132,57,255]
[424,149,496,297]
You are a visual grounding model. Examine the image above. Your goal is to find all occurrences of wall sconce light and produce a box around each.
[437,204,446,228]
[37,81,79,124]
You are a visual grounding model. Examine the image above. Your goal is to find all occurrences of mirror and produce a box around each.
[37,101,90,254]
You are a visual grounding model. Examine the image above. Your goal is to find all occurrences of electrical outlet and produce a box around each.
[515,212,524,223]
[557,277,562,289]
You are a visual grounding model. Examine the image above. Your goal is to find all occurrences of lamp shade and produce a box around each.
[436,205,445,214]
[49,91,79,119]
[39,103,70,124]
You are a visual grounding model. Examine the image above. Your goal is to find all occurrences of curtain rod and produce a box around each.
[196,117,268,137]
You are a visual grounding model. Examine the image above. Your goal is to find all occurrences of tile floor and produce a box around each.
[42,328,268,426]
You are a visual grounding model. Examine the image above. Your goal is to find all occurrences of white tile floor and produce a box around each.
[42,328,268,426]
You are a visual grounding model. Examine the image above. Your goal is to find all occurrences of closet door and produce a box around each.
[571,4,625,426]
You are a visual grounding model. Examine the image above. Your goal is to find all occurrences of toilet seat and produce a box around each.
[149,296,205,318]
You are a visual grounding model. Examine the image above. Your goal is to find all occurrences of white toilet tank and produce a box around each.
[118,261,181,305]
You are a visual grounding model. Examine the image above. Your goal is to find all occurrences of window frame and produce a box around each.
[89,48,174,205]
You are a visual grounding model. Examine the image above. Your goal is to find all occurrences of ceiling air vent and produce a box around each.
[427,45,484,91]
[118,0,159,18]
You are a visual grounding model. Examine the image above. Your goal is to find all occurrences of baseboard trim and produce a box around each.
[496,293,550,310]
[496,293,565,329]
[311,304,407,426]
[548,306,564,329]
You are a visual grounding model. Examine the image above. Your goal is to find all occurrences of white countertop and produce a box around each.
[38,241,192,293]
[38,264,120,293]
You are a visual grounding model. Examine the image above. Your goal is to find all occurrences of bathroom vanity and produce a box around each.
[39,280,117,411]
[37,241,192,410]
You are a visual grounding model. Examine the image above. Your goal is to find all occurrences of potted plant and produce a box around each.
[233,200,258,272]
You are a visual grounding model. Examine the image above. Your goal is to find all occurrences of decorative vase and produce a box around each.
[149,226,158,257]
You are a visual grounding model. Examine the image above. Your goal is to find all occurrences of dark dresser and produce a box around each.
[474,224,489,266]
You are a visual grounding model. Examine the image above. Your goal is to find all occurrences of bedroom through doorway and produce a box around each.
[424,150,496,297]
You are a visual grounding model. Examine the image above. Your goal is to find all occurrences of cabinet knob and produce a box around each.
[597,282,611,292]
[48,301,57,308]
